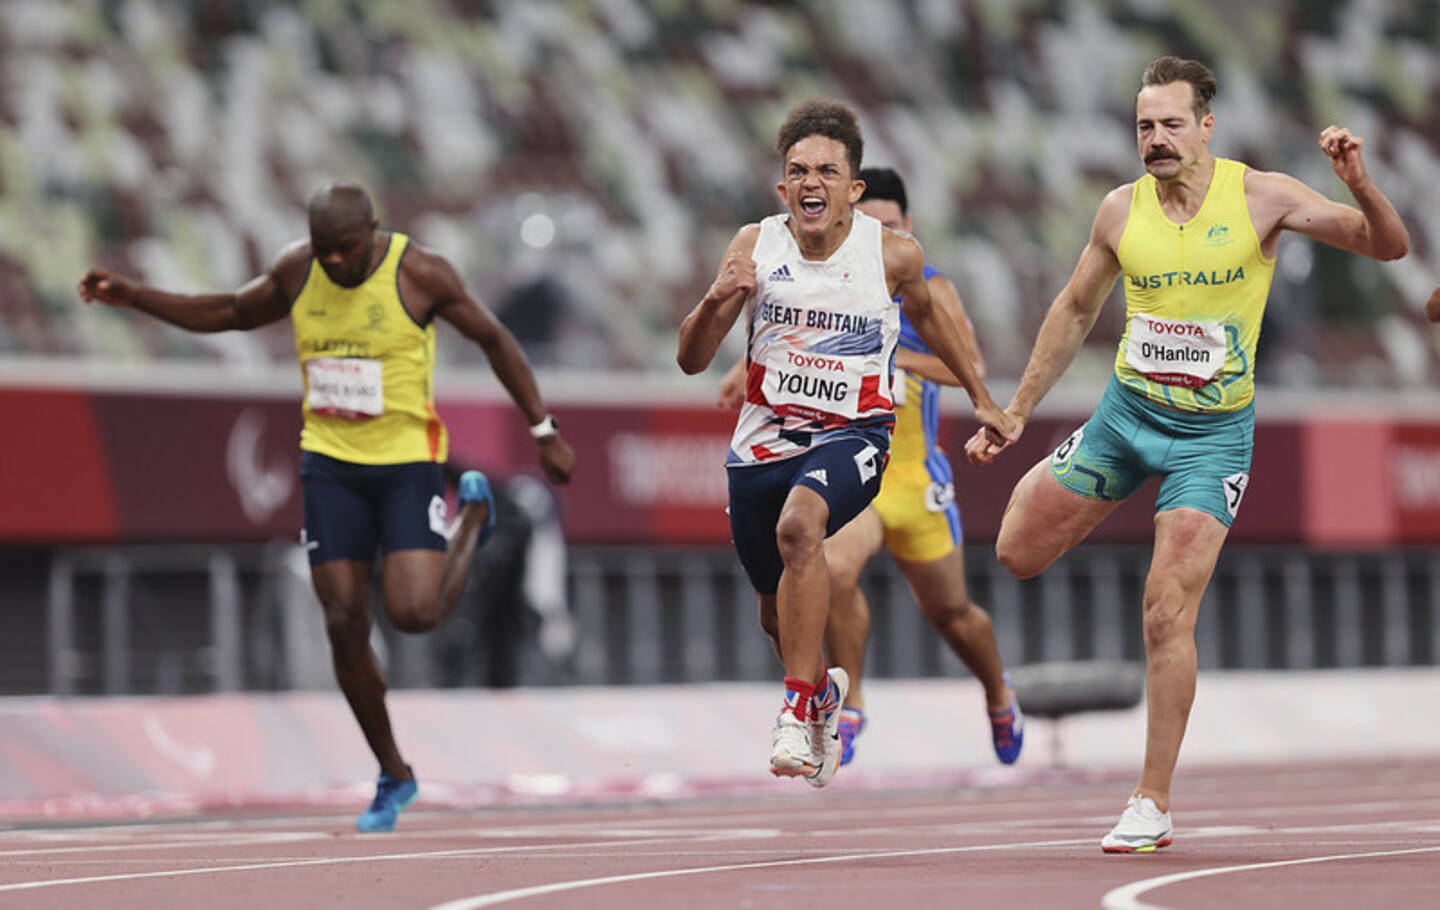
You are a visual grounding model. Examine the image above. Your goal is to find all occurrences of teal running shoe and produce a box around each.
[356,767,418,832]
[458,470,497,547]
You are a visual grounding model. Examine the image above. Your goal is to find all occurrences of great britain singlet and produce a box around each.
[291,233,448,465]
[1113,158,1275,413]
[727,210,899,466]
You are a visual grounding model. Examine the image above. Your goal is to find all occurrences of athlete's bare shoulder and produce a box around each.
[395,239,462,292]
[732,222,762,256]
[881,223,925,278]
[269,238,315,300]
[1091,182,1136,250]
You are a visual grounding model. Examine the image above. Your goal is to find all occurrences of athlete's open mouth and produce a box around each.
[800,195,826,217]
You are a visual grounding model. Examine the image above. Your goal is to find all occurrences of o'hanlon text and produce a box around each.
[1128,266,1246,290]
[758,300,875,336]
[1138,342,1213,364]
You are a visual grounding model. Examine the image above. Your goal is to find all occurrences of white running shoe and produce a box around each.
[770,710,816,777]
[1100,795,1174,853]
[805,667,849,789]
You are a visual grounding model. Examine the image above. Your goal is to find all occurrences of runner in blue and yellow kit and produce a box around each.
[967,56,1409,853]
[80,184,576,832]
[723,168,1023,769]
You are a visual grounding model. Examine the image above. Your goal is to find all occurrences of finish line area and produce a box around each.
[1,759,1438,909]
[1,671,1438,908]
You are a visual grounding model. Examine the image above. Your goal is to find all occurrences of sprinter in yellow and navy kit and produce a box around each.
[80,183,576,833]
[965,56,1409,854]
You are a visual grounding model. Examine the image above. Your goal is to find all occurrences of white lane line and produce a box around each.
[427,838,1094,910]
[0,835,697,894]
[1101,845,1440,910]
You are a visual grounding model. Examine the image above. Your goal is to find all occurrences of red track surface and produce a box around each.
[1,759,1437,909]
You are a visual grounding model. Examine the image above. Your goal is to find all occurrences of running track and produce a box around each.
[0,759,1436,909]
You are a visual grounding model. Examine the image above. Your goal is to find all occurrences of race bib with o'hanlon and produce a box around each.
[1124,314,1226,388]
[305,357,384,419]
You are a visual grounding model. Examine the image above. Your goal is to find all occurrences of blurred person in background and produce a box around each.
[966,56,1410,853]
[716,166,1022,770]
[78,183,576,832]
[1426,287,1440,322]
[679,100,1015,788]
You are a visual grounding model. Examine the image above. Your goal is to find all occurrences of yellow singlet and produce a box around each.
[1113,158,1275,413]
[291,233,448,465]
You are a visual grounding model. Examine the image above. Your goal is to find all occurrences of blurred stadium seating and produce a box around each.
[1,0,1437,383]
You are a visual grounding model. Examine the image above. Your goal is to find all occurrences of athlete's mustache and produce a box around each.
[1145,149,1180,163]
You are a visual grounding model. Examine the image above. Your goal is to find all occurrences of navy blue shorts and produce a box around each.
[299,451,448,564]
[727,436,889,595]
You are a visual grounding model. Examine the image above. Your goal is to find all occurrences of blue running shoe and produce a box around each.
[458,470,497,547]
[356,767,418,832]
[989,674,1024,765]
[837,707,866,767]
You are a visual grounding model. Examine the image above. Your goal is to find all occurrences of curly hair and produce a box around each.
[1141,55,1218,123]
[775,99,863,177]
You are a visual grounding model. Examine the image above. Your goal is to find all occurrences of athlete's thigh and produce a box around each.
[823,506,886,584]
[300,451,381,565]
[1154,414,1254,528]
[1149,507,1230,607]
[728,459,799,596]
[873,459,961,565]
[372,462,450,616]
[997,457,1124,576]
[309,559,374,618]
[729,438,887,595]
[381,548,446,616]
[376,461,449,556]
[894,546,970,616]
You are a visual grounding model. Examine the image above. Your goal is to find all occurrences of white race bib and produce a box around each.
[306,358,384,419]
[763,347,865,420]
[1124,314,1226,388]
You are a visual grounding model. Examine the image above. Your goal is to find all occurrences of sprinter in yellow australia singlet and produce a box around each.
[80,183,576,833]
[964,56,1409,854]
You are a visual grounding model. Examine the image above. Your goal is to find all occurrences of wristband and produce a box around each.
[529,415,559,439]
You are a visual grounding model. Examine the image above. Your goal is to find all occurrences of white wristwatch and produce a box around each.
[529,414,559,439]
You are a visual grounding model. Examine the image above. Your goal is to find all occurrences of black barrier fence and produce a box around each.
[3,543,1437,696]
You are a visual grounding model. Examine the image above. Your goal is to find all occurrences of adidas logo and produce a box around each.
[805,468,828,486]
[768,264,794,282]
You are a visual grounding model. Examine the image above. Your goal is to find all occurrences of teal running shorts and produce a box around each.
[1049,376,1253,526]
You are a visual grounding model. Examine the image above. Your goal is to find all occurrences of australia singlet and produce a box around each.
[291,233,448,465]
[727,210,899,466]
[1113,158,1275,413]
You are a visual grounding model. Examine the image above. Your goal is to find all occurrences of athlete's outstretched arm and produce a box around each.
[890,232,1013,442]
[416,248,576,485]
[77,243,307,332]
[965,187,1127,464]
[677,225,760,374]
[897,272,985,385]
[1254,126,1409,261]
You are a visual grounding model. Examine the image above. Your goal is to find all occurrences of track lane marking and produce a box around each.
[1101,845,1440,910]
[427,838,1095,909]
